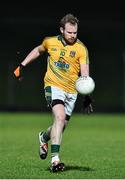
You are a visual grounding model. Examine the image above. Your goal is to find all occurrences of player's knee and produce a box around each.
[56,114,65,122]
[55,114,66,127]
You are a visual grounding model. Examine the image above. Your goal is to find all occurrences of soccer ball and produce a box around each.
[75,76,95,95]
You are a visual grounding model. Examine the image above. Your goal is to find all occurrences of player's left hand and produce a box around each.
[83,95,93,114]
[13,64,25,81]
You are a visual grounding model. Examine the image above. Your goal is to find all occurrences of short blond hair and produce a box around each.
[60,13,79,28]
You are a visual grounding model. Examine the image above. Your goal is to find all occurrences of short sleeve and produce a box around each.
[79,45,89,64]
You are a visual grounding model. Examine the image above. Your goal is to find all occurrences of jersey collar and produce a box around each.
[58,35,77,46]
[58,35,68,46]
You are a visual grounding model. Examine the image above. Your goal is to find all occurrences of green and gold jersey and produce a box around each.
[40,35,89,93]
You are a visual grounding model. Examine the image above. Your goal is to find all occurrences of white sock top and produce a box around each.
[51,155,60,164]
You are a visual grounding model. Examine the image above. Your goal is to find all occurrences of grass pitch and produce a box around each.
[0,112,125,179]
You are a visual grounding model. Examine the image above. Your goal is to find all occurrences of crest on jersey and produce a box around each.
[69,51,76,57]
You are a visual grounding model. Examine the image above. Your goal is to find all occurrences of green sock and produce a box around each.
[51,144,60,157]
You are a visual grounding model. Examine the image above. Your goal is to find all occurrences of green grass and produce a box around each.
[0,112,125,179]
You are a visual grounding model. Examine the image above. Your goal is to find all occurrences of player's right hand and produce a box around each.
[83,95,93,114]
[14,64,25,81]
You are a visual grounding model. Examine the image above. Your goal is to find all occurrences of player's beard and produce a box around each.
[68,38,76,45]
[63,35,77,45]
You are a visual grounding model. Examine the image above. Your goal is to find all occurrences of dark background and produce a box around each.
[0,1,125,113]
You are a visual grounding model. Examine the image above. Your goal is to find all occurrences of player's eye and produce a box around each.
[67,32,77,35]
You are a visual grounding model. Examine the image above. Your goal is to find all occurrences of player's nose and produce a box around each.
[71,33,76,38]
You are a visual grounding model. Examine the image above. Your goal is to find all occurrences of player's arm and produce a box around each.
[14,44,46,81]
[21,45,45,66]
[80,64,89,77]
[79,44,89,77]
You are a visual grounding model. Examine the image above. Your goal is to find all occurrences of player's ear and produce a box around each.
[60,27,64,34]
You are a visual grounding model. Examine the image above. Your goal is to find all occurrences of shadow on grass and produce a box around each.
[65,165,94,172]
[46,165,94,172]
